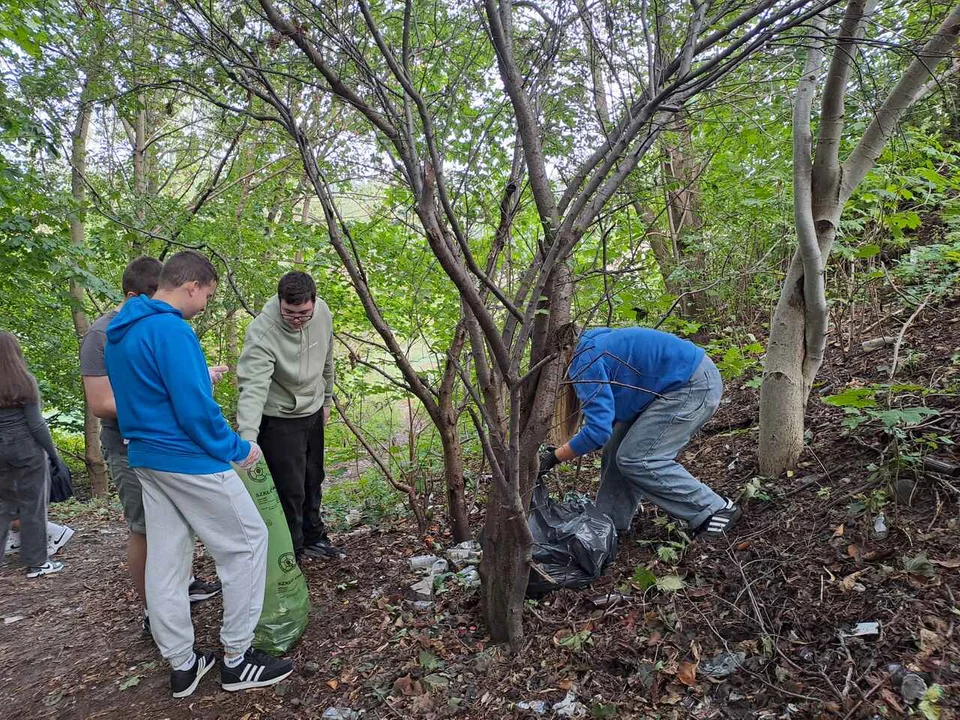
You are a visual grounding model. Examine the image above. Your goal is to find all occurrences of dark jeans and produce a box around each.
[0,425,50,567]
[257,410,326,553]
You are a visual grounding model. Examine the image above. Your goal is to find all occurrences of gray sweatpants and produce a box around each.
[136,467,267,668]
[596,356,727,532]
[0,427,50,568]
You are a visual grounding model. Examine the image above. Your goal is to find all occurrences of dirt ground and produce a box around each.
[1,297,958,720]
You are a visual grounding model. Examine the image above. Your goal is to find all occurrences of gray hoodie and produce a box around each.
[236,295,334,441]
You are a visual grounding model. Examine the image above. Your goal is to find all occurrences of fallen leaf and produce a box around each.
[327,679,339,690]
[931,557,960,568]
[833,524,845,538]
[118,675,140,691]
[677,661,698,687]
[881,688,905,714]
[558,677,575,691]
[919,628,944,653]
[735,541,751,551]
[846,543,861,558]
[840,570,867,592]
[393,673,415,696]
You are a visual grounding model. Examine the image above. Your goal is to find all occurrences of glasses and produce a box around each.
[280,305,314,322]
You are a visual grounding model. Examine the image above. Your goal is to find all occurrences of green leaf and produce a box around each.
[902,553,936,577]
[632,566,657,590]
[119,675,141,690]
[823,388,877,409]
[591,701,618,718]
[920,684,943,720]
[419,650,440,671]
[855,243,881,259]
[656,575,685,593]
[558,630,594,651]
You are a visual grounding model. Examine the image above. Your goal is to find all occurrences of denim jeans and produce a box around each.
[595,356,726,531]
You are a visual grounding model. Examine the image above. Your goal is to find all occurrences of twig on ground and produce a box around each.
[841,672,891,720]
[889,290,934,379]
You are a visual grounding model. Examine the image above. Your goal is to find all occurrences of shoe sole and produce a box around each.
[26,564,64,578]
[221,668,294,692]
[188,590,221,603]
[172,657,216,698]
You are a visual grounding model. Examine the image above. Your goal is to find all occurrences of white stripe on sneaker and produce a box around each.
[253,666,265,682]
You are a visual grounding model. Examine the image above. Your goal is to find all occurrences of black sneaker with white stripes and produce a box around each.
[171,650,216,698]
[188,577,222,603]
[695,499,742,539]
[221,647,294,692]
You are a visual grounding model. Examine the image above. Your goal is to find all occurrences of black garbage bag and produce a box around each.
[49,453,74,503]
[526,480,619,597]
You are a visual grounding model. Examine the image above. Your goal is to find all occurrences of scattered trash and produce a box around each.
[552,690,588,718]
[412,600,435,612]
[446,541,481,570]
[900,673,928,704]
[589,592,628,608]
[456,566,480,588]
[409,576,435,601]
[862,336,896,352]
[409,554,440,571]
[844,621,881,638]
[516,699,548,714]
[322,709,360,720]
[699,651,746,679]
[431,558,449,575]
[3,616,25,625]
[873,513,889,539]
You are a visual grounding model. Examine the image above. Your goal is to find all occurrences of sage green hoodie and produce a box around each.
[236,295,334,441]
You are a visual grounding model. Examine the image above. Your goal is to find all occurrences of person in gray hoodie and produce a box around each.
[236,271,339,562]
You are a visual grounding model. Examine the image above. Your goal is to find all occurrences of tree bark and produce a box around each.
[70,80,110,496]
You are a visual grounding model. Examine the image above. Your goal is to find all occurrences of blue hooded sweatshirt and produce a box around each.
[567,327,705,456]
[104,295,250,474]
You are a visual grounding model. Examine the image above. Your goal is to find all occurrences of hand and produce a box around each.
[323,406,331,425]
[538,446,559,477]
[208,365,229,385]
[239,442,262,470]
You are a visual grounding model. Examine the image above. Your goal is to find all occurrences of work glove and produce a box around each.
[538,446,559,478]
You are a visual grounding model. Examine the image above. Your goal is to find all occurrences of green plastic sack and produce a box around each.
[234,458,309,655]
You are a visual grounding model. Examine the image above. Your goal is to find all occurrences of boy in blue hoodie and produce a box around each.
[105,251,293,698]
[539,327,741,538]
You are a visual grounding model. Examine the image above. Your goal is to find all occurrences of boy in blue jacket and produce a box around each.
[105,250,293,698]
[540,327,740,538]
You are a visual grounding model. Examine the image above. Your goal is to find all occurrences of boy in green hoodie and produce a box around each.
[236,271,339,562]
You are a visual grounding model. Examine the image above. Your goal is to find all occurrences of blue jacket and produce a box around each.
[567,327,705,456]
[104,295,250,474]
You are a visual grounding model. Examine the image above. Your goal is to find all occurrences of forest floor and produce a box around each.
[1,295,958,720]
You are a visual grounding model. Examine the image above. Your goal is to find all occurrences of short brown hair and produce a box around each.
[278,271,316,305]
[159,250,218,289]
[0,331,38,408]
[122,256,162,297]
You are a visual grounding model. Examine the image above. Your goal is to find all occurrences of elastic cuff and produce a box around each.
[169,650,195,669]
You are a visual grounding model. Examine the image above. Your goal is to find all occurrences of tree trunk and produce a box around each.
[759,1,960,476]
[479,443,533,648]
[438,416,470,542]
[70,81,110,496]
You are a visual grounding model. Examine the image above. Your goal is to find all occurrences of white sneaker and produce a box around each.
[4,530,19,556]
[47,524,74,556]
[27,560,64,578]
